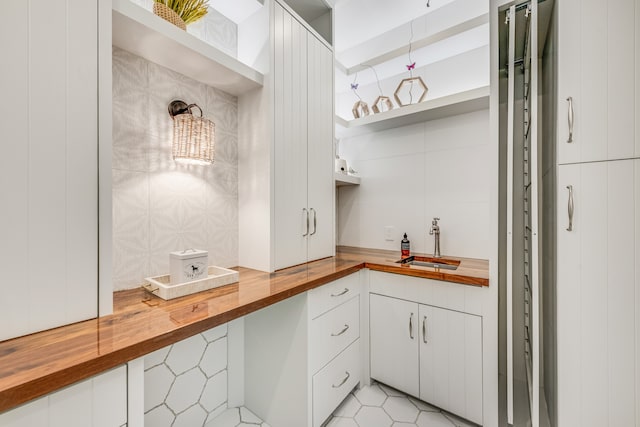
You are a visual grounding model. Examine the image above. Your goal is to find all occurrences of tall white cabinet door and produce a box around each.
[419,305,483,425]
[557,161,637,426]
[0,0,98,341]
[306,34,334,263]
[557,0,638,164]
[273,5,309,270]
[369,294,419,397]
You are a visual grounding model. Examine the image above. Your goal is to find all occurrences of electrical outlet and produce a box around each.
[384,226,395,241]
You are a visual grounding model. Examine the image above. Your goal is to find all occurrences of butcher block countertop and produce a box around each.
[0,247,488,412]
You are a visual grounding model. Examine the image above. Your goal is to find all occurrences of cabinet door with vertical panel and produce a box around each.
[273,4,309,270]
[419,304,483,425]
[557,160,637,426]
[557,0,638,164]
[369,293,419,397]
[306,33,334,263]
[0,0,98,341]
[0,366,127,427]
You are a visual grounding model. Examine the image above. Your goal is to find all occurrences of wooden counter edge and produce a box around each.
[0,249,488,412]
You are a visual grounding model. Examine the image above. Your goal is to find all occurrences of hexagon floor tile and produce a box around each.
[325,381,478,427]
[201,383,476,427]
[205,407,270,427]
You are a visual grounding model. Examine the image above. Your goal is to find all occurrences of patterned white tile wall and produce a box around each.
[113,47,239,290]
[144,323,229,426]
[127,0,237,57]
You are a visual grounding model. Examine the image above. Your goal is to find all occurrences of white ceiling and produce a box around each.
[334,0,457,53]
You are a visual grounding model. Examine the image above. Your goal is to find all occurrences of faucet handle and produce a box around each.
[432,217,440,225]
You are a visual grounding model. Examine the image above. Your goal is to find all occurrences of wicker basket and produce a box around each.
[153,2,186,30]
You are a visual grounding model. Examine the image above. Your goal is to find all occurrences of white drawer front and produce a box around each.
[309,273,360,319]
[312,339,360,427]
[311,296,360,373]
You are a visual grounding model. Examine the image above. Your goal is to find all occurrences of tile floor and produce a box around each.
[205,382,477,427]
[325,382,478,427]
[205,406,271,427]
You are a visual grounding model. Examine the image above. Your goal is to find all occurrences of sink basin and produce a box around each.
[396,256,460,271]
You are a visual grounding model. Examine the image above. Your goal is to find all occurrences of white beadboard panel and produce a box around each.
[92,366,128,427]
[0,367,127,427]
[337,109,490,259]
[556,164,581,426]
[0,0,30,341]
[112,48,239,289]
[606,160,636,426]
[636,159,640,425]
[579,1,608,163]
[579,162,608,426]
[48,377,91,427]
[0,0,99,340]
[66,0,99,323]
[28,0,72,332]
[637,0,640,158]
[607,0,636,160]
[0,398,48,427]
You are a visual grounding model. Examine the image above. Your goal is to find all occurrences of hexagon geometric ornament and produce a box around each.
[372,96,394,113]
[352,100,370,119]
[394,77,428,107]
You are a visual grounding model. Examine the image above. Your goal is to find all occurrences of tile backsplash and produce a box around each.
[112,47,238,291]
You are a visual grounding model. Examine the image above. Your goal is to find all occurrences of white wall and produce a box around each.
[337,109,491,259]
[112,48,239,291]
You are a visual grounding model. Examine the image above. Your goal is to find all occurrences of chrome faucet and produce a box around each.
[429,217,441,258]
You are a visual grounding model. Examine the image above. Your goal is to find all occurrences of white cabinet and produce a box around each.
[557,0,639,164]
[273,2,334,270]
[0,366,127,427]
[244,272,361,427]
[240,0,334,273]
[419,304,483,425]
[370,293,483,424]
[0,0,99,340]
[556,160,639,426]
[369,293,419,397]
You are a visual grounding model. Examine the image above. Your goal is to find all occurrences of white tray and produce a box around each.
[144,266,239,300]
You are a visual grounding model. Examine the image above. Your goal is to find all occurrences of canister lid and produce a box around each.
[170,249,208,260]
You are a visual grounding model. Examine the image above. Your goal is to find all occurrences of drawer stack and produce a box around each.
[308,274,361,427]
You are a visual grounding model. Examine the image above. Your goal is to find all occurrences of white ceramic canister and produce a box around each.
[170,249,209,284]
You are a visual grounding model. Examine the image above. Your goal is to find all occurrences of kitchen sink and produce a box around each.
[396,256,460,270]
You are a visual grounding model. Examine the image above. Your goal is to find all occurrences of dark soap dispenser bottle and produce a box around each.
[401,233,410,259]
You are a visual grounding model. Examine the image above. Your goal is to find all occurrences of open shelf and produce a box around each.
[335,173,361,187]
[112,0,264,96]
[335,86,489,138]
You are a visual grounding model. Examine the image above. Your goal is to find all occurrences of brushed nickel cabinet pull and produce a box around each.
[567,96,574,143]
[409,313,414,339]
[422,316,428,344]
[332,371,350,388]
[331,324,350,336]
[331,288,349,297]
[566,185,574,231]
[310,208,317,235]
[302,208,309,236]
